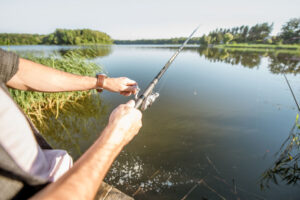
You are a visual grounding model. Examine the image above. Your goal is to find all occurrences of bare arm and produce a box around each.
[7,58,97,92]
[30,100,142,200]
[7,58,138,95]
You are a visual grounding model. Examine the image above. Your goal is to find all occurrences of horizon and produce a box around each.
[1,0,299,40]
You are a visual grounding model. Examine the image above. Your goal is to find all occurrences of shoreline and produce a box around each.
[213,43,300,51]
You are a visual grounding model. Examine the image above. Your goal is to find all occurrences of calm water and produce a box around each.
[3,45,300,199]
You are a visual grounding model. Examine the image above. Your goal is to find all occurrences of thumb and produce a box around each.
[126,100,135,107]
[125,79,137,86]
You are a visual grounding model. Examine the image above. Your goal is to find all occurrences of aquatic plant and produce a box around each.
[260,114,300,189]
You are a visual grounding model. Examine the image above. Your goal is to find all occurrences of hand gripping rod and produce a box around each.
[135,26,200,110]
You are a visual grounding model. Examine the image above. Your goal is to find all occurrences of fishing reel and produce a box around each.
[135,87,159,111]
[141,92,159,111]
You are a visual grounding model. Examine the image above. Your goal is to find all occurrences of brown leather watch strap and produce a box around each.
[96,74,107,92]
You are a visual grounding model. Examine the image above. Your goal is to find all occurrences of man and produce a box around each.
[0,48,142,200]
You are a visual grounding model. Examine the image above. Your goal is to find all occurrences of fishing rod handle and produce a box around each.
[135,97,143,109]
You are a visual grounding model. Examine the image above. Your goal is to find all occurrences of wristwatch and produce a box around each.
[95,73,108,92]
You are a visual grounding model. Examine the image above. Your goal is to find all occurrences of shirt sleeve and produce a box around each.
[0,48,19,83]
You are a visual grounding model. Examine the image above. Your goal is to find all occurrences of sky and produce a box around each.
[0,0,299,40]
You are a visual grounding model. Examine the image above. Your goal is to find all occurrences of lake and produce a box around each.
[2,45,300,199]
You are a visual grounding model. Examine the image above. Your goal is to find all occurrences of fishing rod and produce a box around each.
[283,73,300,112]
[134,26,200,111]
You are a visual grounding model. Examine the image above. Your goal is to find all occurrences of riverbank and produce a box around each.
[214,43,300,51]
[0,29,113,45]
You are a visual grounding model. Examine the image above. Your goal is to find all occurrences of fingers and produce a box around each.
[123,78,138,94]
[120,91,131,96]
[126,100,142,120]
[105,77,139,96]
[125,78,137,86]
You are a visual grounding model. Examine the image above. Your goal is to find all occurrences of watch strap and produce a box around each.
[96,73,107,92]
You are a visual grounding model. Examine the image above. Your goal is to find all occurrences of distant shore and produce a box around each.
[214,43,300,51]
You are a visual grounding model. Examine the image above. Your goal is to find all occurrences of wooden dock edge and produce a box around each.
[95,182,134,200]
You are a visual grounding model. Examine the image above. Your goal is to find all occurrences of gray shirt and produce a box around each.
[0,48,19,83]
[0,49,73,182]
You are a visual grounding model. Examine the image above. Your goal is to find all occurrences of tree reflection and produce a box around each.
[268,54,300,74]
[197,48,300,190]
[35,93,109,160]
[260,115,300,189]
[197,47,300,74]
[59,45,112,59]
[198,48,262,68]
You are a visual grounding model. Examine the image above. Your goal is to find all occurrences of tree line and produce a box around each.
[0,18,298,46]
[0,29,113,45]
[114,37,200,45]
[200,23,273,45]
[116,18,299,45]
[200,18,299,45]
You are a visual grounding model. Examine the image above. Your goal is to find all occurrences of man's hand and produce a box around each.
[105,100,142,146]
[31,101,142,200]
[103,77,138,96]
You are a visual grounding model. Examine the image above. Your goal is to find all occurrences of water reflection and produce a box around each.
[268,54,300,74]
[198,48,262,68]
[1,45,112,59]
[260,115,300,189]
[197,48,300,74]
[35,93,109,159]
[194,48,300,193]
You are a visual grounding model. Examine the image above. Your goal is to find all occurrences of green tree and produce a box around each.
[224,33,233,44]
[74,37,81,45]
[280,18,300,44]
[248,23,273,43]
[202,35,212,45]
[266,38,272,44]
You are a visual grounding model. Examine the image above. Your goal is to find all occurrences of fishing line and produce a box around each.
[135,26,200,110]
[155,62,172,93]
[134,64,171,101]
[283,73,300,112]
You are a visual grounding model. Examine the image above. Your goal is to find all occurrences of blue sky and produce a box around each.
[0,0,299,39]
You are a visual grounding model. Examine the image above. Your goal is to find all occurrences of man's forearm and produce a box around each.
[31,100,142,200]
[31,125,124,200]
[7,58,97,92]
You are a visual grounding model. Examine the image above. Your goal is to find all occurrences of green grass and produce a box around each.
[9,52,101,124]
[215,43,300,51]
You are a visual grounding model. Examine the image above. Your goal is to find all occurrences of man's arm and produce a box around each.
[30,100,142,200]
[7,58,137,95]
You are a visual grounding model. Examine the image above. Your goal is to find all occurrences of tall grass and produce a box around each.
[9,52,101,124]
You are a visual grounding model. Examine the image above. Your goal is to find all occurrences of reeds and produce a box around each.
[9,52,101,124]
